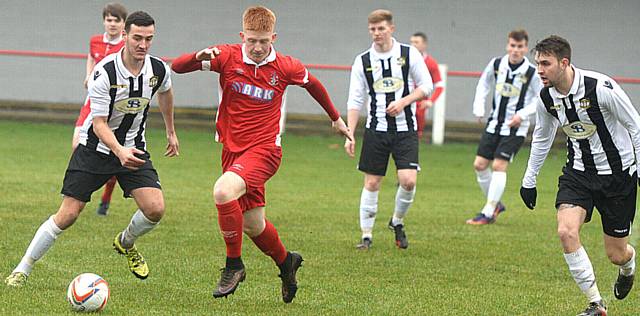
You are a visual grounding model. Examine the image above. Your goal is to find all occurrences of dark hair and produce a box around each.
[125,11,155,33]
[412,32,427,42]
[102,3,127,22]
[508,29,528,43]
[534,35,572,63]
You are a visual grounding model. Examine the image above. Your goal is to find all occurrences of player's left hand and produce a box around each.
[519,186,537,210]
[165,131,179,157]
[507,114,523,128]
[386,100,406,117]
[332,117,352,142]
[418,100,433,110]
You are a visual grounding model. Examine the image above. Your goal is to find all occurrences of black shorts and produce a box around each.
[358,129,419,176]
[476,132,525,162]
[61,145,162,202]
[556,167,637,238]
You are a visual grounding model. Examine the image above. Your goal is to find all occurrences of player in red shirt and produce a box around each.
[171,6,350,303]
[409,32,444,142]
[72,3,127,216]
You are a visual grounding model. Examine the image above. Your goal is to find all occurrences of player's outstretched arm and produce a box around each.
[303,74,351,141]
[171,47,220,74]
[157,88,179,157]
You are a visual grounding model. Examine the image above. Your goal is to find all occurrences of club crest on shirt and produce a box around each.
[269,72,279,86]
[373,77,404,93]
[396,56,406,66]
[579,98,591,109]
[148,76,158,88]
[518,74,528,84]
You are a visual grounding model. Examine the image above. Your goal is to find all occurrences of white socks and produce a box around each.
[120,209,158,249]
[564,247,602,303]
[620,246,636,276]
[481,171,506,218]
[359,188,379,239]
[475,168,492,196]
[392,186,416,226]
[14,216,63,275]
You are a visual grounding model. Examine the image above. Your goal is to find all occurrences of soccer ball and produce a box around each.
[66,273,110,312]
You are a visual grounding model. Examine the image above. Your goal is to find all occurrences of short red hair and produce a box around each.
[243,6,276,32]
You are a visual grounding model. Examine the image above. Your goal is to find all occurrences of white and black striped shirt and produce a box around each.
[347,38,433,132]
[79,48,171,155]
[523,66,640,187]
[473,55,542,137]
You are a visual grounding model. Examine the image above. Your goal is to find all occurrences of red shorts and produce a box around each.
[221,145,282,212]
[75,97,91,127]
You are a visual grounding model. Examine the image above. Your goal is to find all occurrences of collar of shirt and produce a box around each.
[370,38,399,59]
[501,54,531,74]
[115,47,150,78]
[550,65,581,98]
[242,43,277,66]
[102,32,123,45]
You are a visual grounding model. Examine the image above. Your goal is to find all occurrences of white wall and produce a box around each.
[0,0,638,122]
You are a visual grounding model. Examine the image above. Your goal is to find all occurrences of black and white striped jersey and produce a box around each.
[472,55,542,137]
[522,66,640,187]
[79,48,171,155]
[347,38,433,132]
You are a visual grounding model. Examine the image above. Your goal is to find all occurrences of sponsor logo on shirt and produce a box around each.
[603,81,613,89]
[562,121,597,140]
[496,83,521,97]
[373,77,403,93]
[230,81,274,101]
[94,70,101,80]
[113,97,150,114]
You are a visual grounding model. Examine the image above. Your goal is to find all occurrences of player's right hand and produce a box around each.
[519,186,537,210]
[344,137,356,158]
[116,147,146,170]
[195,46,221,61]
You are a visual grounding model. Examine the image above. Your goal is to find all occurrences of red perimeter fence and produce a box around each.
[2,49,640,84]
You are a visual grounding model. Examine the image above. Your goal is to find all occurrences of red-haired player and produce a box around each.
[172,5,350,303]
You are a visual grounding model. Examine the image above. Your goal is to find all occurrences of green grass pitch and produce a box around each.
[0,120,638,315]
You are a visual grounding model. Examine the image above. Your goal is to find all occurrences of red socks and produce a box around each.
[251,219,287,265]
[216,200,287,264]
[101,177,117,203]
[216,200,244,258]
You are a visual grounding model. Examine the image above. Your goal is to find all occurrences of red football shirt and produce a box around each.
[89,33,124,63]
[173,44,310,152]
[424,54,444,103]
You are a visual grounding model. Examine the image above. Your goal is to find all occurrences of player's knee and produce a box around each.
[473,161,488,172]
[364,178,382,191]
[605,244,630,265]
[243,222,264,237]
[213,185,236,204]
[142,202,165,222]
[557,226,579,245]
[399,180,416,191]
